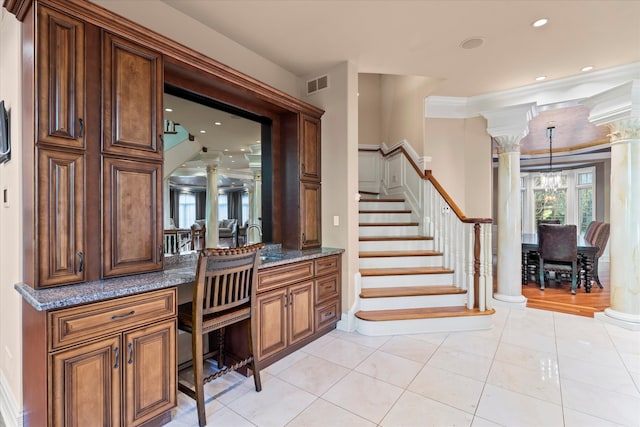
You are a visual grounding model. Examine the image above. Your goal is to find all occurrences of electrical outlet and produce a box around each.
[333,215,339,226]
[2,187,8,207]
[442,206,451,214]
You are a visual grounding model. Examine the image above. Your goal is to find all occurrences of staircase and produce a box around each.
[356,196,494,336]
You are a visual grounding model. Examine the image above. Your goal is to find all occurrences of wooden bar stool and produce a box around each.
[178,244,264,426]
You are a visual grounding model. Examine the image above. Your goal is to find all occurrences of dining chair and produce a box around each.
[538,224,579,294]
[588,222,609,289]
[178,243,264,427]
[584,220,602,243]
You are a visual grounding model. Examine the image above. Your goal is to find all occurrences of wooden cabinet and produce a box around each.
[300,181,321,249]
[103,157,163,277]
[48,289,177,427]
[256,281,314,360]
[255,254,341,367]
[37,148,85,287]
[300,114,321,181]
[102,32,163,161]
[36,5,85,149]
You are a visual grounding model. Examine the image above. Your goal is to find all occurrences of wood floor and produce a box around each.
[520,262,610,317]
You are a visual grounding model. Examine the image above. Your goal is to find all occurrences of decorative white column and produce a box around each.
[482,103,537,309]
[583,80,640,330]
[205,161,220,248]
[163,178,171,228]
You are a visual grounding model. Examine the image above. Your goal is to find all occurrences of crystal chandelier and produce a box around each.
[540,126,561,193]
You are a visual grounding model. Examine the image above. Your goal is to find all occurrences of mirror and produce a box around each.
[163,91,264,251]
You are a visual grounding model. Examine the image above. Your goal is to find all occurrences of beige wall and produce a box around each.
[358,73,381,146]
[424,117,492,218]
[0,9,24,425]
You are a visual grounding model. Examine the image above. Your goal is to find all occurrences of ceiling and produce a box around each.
[161,0,640,97]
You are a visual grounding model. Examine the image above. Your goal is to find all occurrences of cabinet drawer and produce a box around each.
[257,261,313,292]
[315,255,339,276]
[49,288,176,351]
[315,273,339,304]
[315,299,339,331]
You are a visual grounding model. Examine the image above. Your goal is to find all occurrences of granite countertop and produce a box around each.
[15,246,344,311]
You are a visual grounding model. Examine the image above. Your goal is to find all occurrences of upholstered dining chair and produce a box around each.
[538,224,579,294]
[588,222,610,289]
[584,220,602,243]
[178,243,264,427]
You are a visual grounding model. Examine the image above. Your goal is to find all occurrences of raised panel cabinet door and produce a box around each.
[102,32,163,160]
[36,6,85,149]
[37,148,85,287]
[300,181,321,249]
[287,281,314,346]
[103,157,163,277]
[256,289,287,361]
[300,114,321,181]
[50,335,121,427]
[123,319,176,426]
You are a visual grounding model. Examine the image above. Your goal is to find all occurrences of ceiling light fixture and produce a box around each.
[535,76,546,81]
[459,37,484,50]
[214,122,222,126]
[541,125,562,193]
[199,130,206,133]
[164,108,173,112]
[532,18,548,28]
[581,66,593,72]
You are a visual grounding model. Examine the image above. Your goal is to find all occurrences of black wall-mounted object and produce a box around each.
[0,100,10,164]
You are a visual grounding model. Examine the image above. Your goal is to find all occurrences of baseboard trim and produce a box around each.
[0,371,22,427]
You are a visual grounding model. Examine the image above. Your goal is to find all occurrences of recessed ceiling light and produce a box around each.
[532,18,548,28]
[459,37,484,50]
[165,108,173,112]
[224,148,229,152]
[240,148,245,152]
[535,76,546,81]
[199,130,206,133]
[214,122,222,126]
[581,66,594,72]
[228,155,233,158]
[256,140,261,143]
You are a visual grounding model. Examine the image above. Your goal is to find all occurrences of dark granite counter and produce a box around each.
[15,246,344,311]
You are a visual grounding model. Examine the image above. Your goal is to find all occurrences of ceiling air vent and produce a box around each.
[306,74,329,95]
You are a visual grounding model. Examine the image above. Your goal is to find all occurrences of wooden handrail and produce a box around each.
[359,146,492,224]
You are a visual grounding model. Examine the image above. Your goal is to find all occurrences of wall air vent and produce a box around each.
[306,74,329,95]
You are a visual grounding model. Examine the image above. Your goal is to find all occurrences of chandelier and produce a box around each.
[540,125,561,193]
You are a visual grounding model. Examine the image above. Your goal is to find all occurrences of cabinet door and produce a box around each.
[50,335,121,427]
[103,157,163,277]
[256,288,287,360]
[36,6,85,149]
[288,281,314,346]
[300,181,321,249]
[37,148,85,287]
[102,32,163,160]
[300,114,321,181]
[123,319,176,427]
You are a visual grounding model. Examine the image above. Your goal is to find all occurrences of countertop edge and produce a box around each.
[15,247,345,311]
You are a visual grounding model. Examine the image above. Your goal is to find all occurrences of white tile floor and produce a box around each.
[167,308,640,427]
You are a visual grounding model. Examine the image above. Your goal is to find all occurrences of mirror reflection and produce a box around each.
[162,92,263,253]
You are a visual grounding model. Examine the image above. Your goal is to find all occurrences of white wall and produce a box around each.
[302,62,360,329]
[0,8,24,427]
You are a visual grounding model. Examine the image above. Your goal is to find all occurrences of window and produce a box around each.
[521,167,595,235]
[218,193,228,221]
[242,192,249,223]
[178,192,196,229]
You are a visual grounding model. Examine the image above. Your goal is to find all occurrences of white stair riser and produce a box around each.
[355,314,493,336]
[359,240,434,251]
[361,273,454,287]
[359,293,467,310]
[359,226,419,237]
[359,255,443,269]
[359,201,406,211]
[359,213,413,223]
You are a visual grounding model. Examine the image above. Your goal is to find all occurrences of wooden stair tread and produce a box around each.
[359,191,379,196]
[355,307,495,321]
[360,286,466,298]
[360,267,453,276]
[526,298,599,317]
[359,222,419,227]
[360,250,442,258]
[360,198,405,203]
[359,209,412,214]
[359,236,433,241]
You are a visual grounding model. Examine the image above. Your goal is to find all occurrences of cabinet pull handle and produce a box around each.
[77,251,83,273]
[158,134,164,151]
[302,233,306,244]
[113,346,119,369]
[111,310,135,320]
[78,118,84,138]
[158,244,163,261]
[127,342,134,364]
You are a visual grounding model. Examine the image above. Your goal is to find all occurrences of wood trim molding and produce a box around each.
[358,145,492,224]
[32,0,323,118]
[2,0,32,20]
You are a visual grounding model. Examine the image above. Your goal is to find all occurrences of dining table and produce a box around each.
[521,233,599,293]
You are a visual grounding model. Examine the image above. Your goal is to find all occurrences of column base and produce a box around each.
[492,294,527,310]
[595,309,640,331]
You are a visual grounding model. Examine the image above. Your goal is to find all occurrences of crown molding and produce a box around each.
[481,103,538,139]
[426,62,640,119]
[581,79,640,126]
